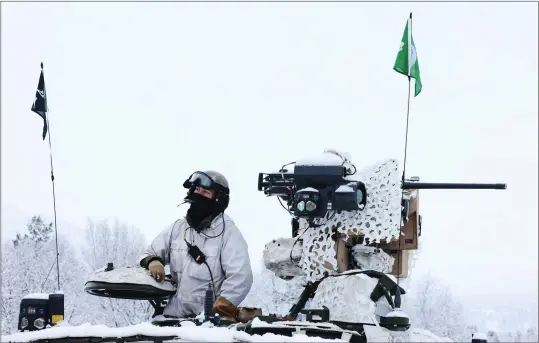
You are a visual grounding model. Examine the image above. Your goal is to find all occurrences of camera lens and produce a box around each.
[356,189,364,204]
[34,317,46,329]
[306,201,317,212]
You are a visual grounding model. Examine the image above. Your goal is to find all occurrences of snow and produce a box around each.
[87,265,177,293]
[363,326,454,343]
[21,293,50,300]
[251,318,344,331]
[295,152,344,167]
[3,320,455,343]
[310,273,378,325]
[250,318,359,338]
[350,246,394,273]
[262,238,304,279]
[1,322,347,343]
[362,326,393,343]
[335,185,354,193]
[385,309,409,319]
[472,332,488,340]
[297,187,319,193]
[402,328,454,342]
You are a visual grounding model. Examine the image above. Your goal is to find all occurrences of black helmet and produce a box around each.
[203,170,229,190]
[183,170,230,211]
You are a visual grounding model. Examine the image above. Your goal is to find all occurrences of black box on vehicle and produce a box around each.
[18,293,64,332]
[49,293,65,325]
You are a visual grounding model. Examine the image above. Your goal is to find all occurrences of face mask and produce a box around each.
[186,193,217,229]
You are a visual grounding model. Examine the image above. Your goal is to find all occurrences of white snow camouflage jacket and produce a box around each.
[139,213,253,318]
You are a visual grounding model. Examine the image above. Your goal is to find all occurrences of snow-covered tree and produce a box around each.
[80,218,152,326]
[81,218,146,270]
[27,215,54,243]
[1,215,90,335]
[1,216,154,335]
[524,327,538,342]
[12,215,53,247]
[406,274,467,341]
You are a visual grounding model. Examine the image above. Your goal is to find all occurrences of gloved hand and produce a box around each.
[149,260,165,283]
[213,296,239,322]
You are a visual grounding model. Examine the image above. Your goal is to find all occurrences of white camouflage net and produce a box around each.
[310,272,379,324]
[262,238,304,279]
[296,157,402,282]
[262,238,399,279]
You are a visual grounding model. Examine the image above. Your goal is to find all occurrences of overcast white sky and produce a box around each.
[1,2,537,300]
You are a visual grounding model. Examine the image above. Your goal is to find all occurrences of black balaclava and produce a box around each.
[186,192,219,229]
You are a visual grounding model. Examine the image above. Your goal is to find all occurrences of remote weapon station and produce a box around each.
[257,150,506,338]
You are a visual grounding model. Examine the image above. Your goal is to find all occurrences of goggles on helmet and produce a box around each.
[183,171,215,190]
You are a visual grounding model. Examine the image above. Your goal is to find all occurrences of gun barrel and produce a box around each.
[402,182,507,190]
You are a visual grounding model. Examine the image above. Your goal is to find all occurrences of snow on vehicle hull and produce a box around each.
[1,319,454,343]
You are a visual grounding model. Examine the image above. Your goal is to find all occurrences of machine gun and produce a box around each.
[258,151,504,223]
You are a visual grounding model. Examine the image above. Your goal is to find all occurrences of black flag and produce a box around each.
[31,62,48,140]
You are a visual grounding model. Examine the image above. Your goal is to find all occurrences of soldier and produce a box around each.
[139,170,253,321]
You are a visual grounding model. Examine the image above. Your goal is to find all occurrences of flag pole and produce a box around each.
[41,62,61,291]
[396,12,413,294]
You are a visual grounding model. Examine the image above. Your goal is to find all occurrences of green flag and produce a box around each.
[393,17,422,97]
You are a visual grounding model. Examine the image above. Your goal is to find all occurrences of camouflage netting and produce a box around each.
[296,158,402,282]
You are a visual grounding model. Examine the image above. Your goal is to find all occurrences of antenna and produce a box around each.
[395,12,414,299]
[31,62,61,291]
[44,64,61,292]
